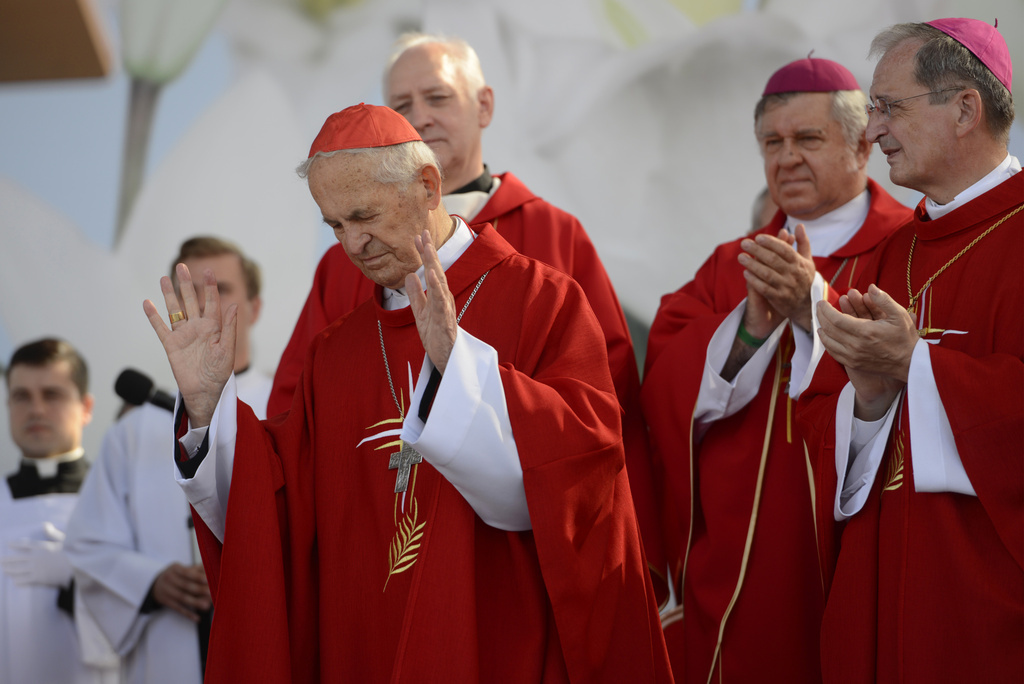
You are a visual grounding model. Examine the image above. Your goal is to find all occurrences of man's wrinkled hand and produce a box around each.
[142,264,237,427]
[739,224,817,332]
[408,228,458,375]
[817,285,919,420]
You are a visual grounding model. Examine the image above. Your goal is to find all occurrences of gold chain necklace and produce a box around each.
[905,202,1024,314]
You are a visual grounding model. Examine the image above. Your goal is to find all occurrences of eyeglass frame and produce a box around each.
[864,87,963,119]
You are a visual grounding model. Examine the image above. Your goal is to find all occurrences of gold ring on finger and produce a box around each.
[169,311,186,324]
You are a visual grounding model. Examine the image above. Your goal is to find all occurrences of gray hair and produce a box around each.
[295,140,441,186]
[870,23,1014,145]
[382,32,487,99]
[754,89,869,149]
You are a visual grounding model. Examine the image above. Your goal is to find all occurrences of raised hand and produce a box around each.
[407,229,458,374]
[816,285,919,420]
[738,224,817,332]
[143,264,237,427]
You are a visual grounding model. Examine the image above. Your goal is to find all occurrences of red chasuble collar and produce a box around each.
[471,172,540,226]
[912,171,1024,240]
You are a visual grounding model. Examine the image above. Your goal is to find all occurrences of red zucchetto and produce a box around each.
[308,103,421,158]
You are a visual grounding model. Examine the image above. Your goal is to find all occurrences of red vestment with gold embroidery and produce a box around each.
[642,180,909,683]
[800,171,1024,683]
[191,226,672,683]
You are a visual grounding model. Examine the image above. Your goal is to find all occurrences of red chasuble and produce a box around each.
[640,179,909,683]
[799,171,1024,684]
[193,226,672,683]
[268,171,667,603]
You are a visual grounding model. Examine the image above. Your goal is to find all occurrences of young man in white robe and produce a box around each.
[0,337,118,684]
[65,237,272,684]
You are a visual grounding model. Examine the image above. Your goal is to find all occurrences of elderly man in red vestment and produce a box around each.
[805,18,1022,683]
[641,57,910,682]
[267,33,669,602]
[142,103,672,683]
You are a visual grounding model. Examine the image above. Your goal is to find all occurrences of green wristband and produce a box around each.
[737,320,768,348]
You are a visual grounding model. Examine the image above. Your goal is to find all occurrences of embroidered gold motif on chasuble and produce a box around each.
[363,390,427,591]
[884,431,905,493]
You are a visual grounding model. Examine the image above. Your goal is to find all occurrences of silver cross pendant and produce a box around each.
[388,441,423,493]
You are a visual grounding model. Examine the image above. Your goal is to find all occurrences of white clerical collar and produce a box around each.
[22,447,85,478]
[442,176,502,223]
[925,154,1021,219]
[784,189,871,257]
[382,216,476,311]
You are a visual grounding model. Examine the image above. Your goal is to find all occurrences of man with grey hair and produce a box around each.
[271,29,667,603]
[270,34,637,433]
[641,56,910,683]
[146,103,672,683]
[264,38,662,598]
[808,18,1020,682]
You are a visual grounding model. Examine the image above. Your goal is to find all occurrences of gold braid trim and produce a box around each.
[907,202,1024,313]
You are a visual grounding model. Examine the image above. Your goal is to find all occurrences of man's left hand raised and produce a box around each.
[408,229,458,375]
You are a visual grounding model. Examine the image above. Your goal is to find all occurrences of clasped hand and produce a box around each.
[738,224,817,335]
[152,562,212,623]
[1,522,73,587]
[816,284,920,420]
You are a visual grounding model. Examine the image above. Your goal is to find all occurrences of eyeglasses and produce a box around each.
[864,88,962,119]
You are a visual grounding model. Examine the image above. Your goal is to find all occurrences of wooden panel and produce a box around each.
[0,0,113,82]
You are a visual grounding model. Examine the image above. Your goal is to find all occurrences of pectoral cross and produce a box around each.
[389,441,422,493]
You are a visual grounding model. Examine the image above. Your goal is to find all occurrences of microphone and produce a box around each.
[115,368,176,412]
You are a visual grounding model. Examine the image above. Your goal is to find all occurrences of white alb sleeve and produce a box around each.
[402,327,529,531]
[906,339,974,495]
[833,382,900,521]
[174,374,239,542]
[694,299,786,441]
[788,271,826,399]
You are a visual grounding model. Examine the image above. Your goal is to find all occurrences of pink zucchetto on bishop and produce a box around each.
[762,55,861,96]
[927,17,1012,91]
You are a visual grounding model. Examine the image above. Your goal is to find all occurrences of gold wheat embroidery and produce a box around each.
[884,432,905,492]
[384,496,426,591]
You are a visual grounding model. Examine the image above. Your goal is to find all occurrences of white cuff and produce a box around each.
[907,339,974,496]
[174,375,238,542]
[403,328,529,531]
[834,383,899,520]
[789,271,826,399]
[694,299,786,438]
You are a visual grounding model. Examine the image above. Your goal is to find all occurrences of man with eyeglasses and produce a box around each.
[641,57,910,683]
[805,18,1021,682]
